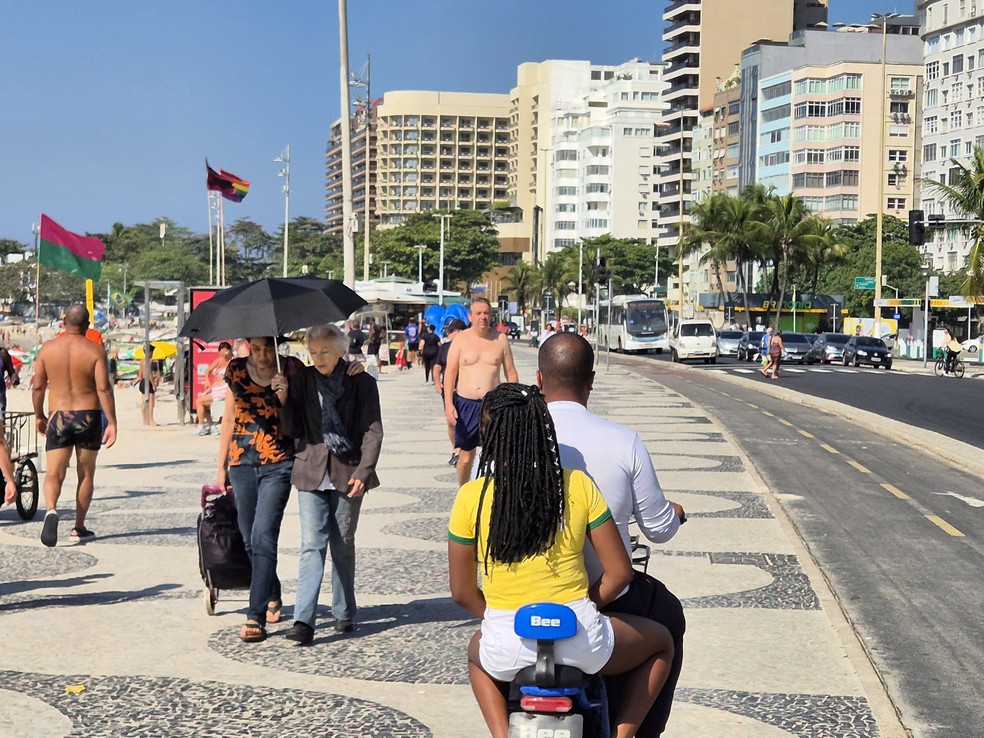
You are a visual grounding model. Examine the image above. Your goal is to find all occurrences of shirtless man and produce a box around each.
[443,298,518,485]
[32,305,118,546]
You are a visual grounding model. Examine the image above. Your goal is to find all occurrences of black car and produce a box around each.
[778,332,816,365]
[842,336,893,369]
[805,332,851,364]
[737,331,766,361]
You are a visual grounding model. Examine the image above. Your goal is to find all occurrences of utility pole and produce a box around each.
[351,55,372,281]
[873,12,899,334]
[338,0,355,287]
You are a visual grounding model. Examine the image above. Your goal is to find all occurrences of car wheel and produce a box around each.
[854,358,860,368]
[710,357,717,364]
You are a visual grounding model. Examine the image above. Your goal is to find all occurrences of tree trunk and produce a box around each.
[774,243,789,327]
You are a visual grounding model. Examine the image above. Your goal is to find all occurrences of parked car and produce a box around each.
[504,321,521,340]
[842,336,893,369]
[737,331,766,362]
[806,332,851,364]
[716,330,743,358]
[669,319,717,363]
[777,332,816,365]
[961,336,982,354]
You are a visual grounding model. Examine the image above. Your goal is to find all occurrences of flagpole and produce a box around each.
[219,197,226,286]
[207,188,214,285]
[34,217,41,337]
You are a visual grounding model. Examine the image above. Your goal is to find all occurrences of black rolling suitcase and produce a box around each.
[197,485,252,615]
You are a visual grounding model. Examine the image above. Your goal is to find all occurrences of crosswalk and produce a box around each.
[706,365,881,376]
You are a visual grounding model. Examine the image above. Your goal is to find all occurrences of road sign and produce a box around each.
[854,276,876,290]
[894,312,901,320]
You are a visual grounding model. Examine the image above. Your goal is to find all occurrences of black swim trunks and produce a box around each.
[45,409,103,451]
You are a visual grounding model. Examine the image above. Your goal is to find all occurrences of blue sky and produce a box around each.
[0,0,912,245]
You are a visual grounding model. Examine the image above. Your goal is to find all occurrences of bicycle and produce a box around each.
[934,352,965,378]
[3,411,40,519]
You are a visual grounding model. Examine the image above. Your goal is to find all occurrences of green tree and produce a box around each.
[799,217,849,295]
[538,251,568,315]
[279,217,343,278]
[764,193,816,325]
[923,148,984,296]
[501,260,539,318]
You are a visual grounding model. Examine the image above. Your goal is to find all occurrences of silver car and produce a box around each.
[779,332,816,365]
[716,330,743,358]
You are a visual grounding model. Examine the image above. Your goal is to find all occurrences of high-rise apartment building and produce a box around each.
[920,0,984,273]
[325,104,377,235]
[746,26,922,224]
[657,0,828,309]
[372,91,511,228]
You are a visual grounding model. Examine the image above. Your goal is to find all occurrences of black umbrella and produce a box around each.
[180,277,367,343]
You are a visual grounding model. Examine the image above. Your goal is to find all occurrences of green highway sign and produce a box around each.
[854,276,876,290]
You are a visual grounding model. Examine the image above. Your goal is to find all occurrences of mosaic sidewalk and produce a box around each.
[0,347,904,737]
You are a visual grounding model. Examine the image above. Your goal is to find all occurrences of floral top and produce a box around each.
[224,357,293,467]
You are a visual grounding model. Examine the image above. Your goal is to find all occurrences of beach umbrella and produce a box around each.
[134,341,178,361]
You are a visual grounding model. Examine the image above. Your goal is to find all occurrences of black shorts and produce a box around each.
[45,409,103,451]
[137,379,156,395]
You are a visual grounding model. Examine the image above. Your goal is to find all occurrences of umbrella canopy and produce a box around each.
[180,276,367,343]
[134,341,178,360]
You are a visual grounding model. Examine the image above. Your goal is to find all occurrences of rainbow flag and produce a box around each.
[38,214,105,280]
[206,161,250,202]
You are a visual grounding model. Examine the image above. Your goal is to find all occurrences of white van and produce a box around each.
[670,319,718,363]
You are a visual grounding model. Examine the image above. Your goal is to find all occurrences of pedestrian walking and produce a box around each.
[404,317,420,369]
[0,341,21,420]
[345,320,365,364]
[433,319,466,466]
[136,345,161,426]
[364,318,384,379]
[32,305,118,546]
[418,324,441,384]
[195,341,232,435]
[280,323,383,644]
[216,336,294,643]
[759,326,774,375]
[767,330,784,379]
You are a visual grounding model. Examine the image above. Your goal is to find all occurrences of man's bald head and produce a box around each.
[65,304,90,329]
[538,332,594,399]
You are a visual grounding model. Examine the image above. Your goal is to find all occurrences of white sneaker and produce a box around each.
[210,425,222,435]
[195,426,210,436]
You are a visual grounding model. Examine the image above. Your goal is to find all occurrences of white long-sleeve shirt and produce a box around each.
[548,400,679,584]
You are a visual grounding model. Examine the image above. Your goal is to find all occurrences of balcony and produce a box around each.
[889,88,915,98]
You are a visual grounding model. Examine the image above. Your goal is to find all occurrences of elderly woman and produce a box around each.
[216,336,293,643]
[281,323,383,645]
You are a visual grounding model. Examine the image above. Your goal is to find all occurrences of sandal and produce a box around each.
[71,526,96,540]
[240,621,267,642]
[266,600,283,624]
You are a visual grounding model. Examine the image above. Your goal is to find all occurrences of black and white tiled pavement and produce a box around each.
[0,350,901,737]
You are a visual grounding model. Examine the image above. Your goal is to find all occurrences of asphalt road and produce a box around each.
[635,352,984,451]
[624,359,984,738]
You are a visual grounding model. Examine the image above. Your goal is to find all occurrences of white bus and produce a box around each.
[597,296,670,354]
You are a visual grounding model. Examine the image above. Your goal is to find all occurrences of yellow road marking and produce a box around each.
[820,444,840,454]
[746,403,758,409]
[847,460,871,474]
[761,411,775,417]
[881,483,910,500]
[926,515,965,537]
[777,418,794,427]
[720,392,731,397]
[797,429,815,438]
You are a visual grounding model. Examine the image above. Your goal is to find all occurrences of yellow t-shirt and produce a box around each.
[448,469,612,610]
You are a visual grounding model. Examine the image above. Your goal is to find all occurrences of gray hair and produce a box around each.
[306,323,349,356]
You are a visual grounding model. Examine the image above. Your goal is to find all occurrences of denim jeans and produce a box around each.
[294,487,364,627]
[228,459,293,624]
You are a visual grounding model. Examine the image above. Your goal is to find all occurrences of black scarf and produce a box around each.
[315,361,353,455]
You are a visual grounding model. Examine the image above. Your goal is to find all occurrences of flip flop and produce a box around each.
[71,527,96,540]
[240,621,267,642]
[266,600,283,624]
[41,511,59,548]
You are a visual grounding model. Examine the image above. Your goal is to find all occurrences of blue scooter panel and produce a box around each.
[514,603,577,640]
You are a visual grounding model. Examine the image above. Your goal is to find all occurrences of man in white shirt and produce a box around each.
[537,332,685,737]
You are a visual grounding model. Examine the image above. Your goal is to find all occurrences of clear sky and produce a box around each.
[0,0,913,245]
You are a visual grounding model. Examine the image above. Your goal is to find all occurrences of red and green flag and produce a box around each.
[206,161,250,202]
[38,214,106,280]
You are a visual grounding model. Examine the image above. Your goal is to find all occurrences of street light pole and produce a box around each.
[415,244,426,286]
[276,145,290,277]
[677,145,685,322]
[577,241,583,330]
[436,213,452,306]
[338,0,356,287]
[873,12,899,334]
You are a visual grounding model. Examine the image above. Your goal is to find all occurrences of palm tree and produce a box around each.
[764,193,816,325]
[501,260,539,321]
[923,148,984,297]
[683,194,730,311]
[685,192,769,330]
[539,251,568,318]
[799,217,849,295]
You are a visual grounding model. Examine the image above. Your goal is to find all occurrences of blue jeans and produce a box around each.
[228,459,293,624]
[294,487,364,627]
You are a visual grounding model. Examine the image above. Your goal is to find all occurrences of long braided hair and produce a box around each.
[474,383,566,571]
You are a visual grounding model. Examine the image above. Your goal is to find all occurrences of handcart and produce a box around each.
[4,411,40,520]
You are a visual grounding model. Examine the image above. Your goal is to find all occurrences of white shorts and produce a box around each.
[479,596,615,682]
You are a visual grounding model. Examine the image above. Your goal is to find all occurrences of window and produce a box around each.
[759,151,790,167]
[586,219,609,229]
[843,146,860,162]
[888,172,906,187]
[951,110,964,129]
[890,101,910,115]
[926,116,938,134]
[841,170,860,187]
[762,81,791,100]
[792,172,825,188]
[951,138,962,157]
[926,61,940,80]
[556,186,577,196]
[762,104,790,123]
[727,121,740,136]
[887,197,906,210]
[726,143,739,158]
[585,183,609,193]
[556,203,576,212]
[890,76,911,92]
[888,150,907,162]
[953,54,965,74]
[844,98,861,115]
[967,141,975,156]
[729,101,740,116]
[555,221,576,230]
[926,88,938,108]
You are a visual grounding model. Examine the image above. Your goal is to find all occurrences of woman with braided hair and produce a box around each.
[449,383,674,738]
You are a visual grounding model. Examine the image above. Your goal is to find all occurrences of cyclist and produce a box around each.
[942,327,962,376]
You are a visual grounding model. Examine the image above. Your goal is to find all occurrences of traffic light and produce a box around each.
[592,257,611,284]
[908,209,926,246]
